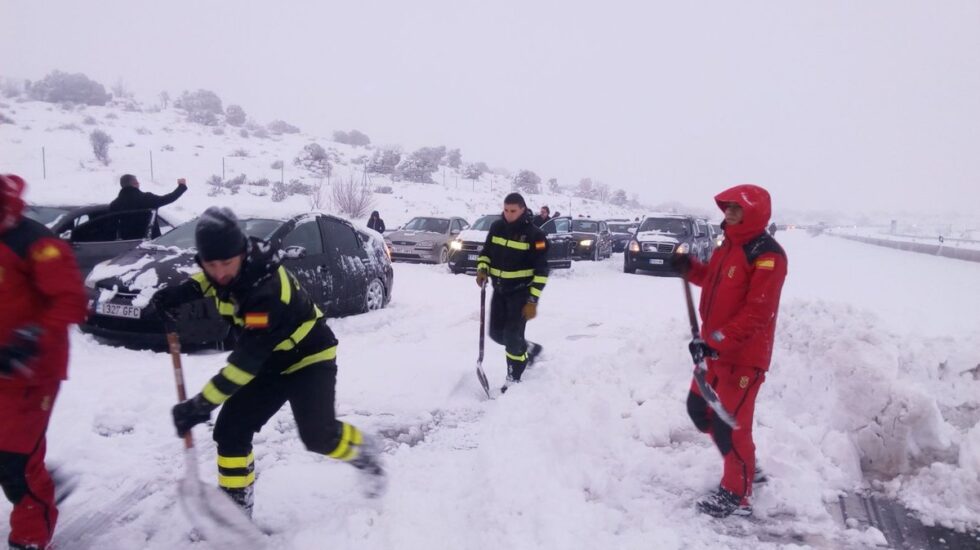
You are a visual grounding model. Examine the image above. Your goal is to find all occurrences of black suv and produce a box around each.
[606,219,639,253]
[624,214,714,275]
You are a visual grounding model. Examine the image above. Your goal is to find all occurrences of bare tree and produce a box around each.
[330,175,375,218]
[309,178,327,211]
[89,129,113,165]
[159,91,170,109]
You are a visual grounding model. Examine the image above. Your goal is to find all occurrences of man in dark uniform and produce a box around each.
[0,174,87,550]
[151,207,386,515]
[531,205,550,227]
[475,193,549,393]
[109,174,187,238]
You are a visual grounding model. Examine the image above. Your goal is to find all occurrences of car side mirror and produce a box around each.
[282,245,307,260]
[451,229,460,235]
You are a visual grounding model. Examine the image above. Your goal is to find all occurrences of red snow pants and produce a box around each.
[0,382,60,549]
[686,361,764,501]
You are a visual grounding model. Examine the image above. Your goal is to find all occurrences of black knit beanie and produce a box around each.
[195,207,247,261]
[504,192,527,208]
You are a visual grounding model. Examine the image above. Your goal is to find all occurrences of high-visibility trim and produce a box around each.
[218,472,256,489]
[489,268,534,279]
[477,255,490,264]
[755,259,775,270]
[220,364,254,386]
[530,287,542,297]
[202,381,229,405]
[491,236,530,250]
[327,423,362,462]
[281,346,337,375]
[217,453,255,469]
[192,272,213,295]
[216,300,244,326]
[532,276,548,284]
[274,315,318,351]
[278,266,292,304]
[506,351,528,362]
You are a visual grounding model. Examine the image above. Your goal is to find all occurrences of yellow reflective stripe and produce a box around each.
[489,268,534,279]
[202,381,229,405]
[281,346,337,375]
[192,272,214,295]
[506,351,528,362]
[215,300,244,326]
[532,276,548,284]
[530,287,542,297]
[327,423,363,461]
[491,236,530,250]
[278,266,292,305]
[274,315,320,351]
[477,256,490,263]
[221,364,254,386]
[218,472,255,489]
[217,453,254,469]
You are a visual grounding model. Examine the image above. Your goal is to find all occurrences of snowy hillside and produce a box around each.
[0,97,646,227]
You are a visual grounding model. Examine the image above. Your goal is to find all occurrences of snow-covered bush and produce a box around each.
[268,119,300,135]
[271,181,287,202]
[294,143,331,177]
[89,129,113,165]
[29,71,111,106]
[225,104,247,127]
[331,176,374,218]
[512,169,541,194]
[82,115,97,125]
[366,147,401,179]
[332,129,371,147]
[175,89,223,125]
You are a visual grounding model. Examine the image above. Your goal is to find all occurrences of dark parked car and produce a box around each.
[26,204,176,275]
[81,213,393,349]
[447,214,574,274]
[568,218,613,261]
[623,214,714,275]
[606,219,639,253]
[384,216,469,264]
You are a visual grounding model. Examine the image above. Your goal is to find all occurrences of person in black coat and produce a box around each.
[109,174,187,239]
[367,211,386,233]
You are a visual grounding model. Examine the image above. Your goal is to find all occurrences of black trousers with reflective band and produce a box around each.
[213,360,344,466]
[489,285,530,380]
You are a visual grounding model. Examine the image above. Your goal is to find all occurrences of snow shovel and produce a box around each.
[475,284,492,399]
[166,330,266,549]
[681,279,739,429]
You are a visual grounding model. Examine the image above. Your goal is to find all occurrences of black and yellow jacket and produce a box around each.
[477,214,549,301]
[166,237,337,406]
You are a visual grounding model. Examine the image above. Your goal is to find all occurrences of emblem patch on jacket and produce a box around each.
[534,240,546,250]
[755,258,775,270]
[739,376,749,389]
[32,244,61,262]
[244,312,270,328]
[727,266,736,278]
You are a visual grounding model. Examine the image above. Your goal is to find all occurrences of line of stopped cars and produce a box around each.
[25,203,394,350]
[380,213,722,276]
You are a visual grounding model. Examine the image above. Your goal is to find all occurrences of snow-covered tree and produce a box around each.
[225,104,247,127]
[89,129,113,165]
[446,148,462,169]
[29,71,110,106]
[366,147,402,179]
[512,170,541,194]
[294,143,332,177]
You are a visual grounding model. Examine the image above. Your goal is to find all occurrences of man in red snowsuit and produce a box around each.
[0,174,87,549]
[673,184,788,518]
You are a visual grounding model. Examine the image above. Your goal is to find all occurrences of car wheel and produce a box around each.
[624,257,636,274]
[363,278,386,312]
[438,246,449,264]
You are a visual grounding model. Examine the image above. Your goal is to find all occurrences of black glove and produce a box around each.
[0,324,43,378]
[151,286,183,325]
[670,253,692,275]
[688,338,718,364]
[172,394,217,437]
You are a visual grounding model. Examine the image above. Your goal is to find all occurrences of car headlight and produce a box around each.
[84,260,111,289]
[628,240,640,253]
[580,239,593,247]
[450,239,463,250]
[676,243,690,254]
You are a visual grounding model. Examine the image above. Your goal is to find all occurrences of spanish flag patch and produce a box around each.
[755,258,775,270]
[244,312,270,328]
[534,240,546,251]
[31,244,62,262]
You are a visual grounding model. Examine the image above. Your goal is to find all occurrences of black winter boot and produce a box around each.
[696,487,751,518]
[349,434,387,498]
[221,485,254,518]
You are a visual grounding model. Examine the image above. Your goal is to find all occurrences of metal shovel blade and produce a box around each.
[177,448,266,549]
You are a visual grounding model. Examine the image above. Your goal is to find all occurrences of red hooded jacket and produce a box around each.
[0,174,87,386]
[687,184,787,369]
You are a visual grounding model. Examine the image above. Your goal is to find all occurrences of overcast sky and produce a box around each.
[3,0,978,214]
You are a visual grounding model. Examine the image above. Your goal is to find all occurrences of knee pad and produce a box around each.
[686,392,711,433]
[0,451,29,504]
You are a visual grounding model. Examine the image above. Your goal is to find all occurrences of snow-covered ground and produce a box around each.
[829,227,980,253]
[0,230,976,549]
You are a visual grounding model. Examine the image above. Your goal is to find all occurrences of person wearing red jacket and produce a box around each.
[672,184,788,518]
[0,174,87,550]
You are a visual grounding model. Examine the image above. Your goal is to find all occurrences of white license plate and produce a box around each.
[96,302,142,319]
[648,258,664,265]
[468,254,479,260]
[396,246,413,254]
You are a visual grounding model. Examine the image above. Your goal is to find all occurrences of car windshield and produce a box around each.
[638,218,689,236]
[608,223,634,233]
[24,206,71,225]
[149,218,283,250]
[403,217,450,233]
[572,220,599,233]
[471,215,498,231]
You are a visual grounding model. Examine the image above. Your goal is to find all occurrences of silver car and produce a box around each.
[385,216,469,263]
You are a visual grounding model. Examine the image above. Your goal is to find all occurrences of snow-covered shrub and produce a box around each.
[82,115,97,125]
[294,143,331,177]
[187,109,219,126]
[239,129,249,139]
[0,112,13,125]
[366,147,401,178]
[135,127,151,135]
[374,185,393,194]
[29,71,111,105]
[89,129,113,165]
[270,160,283,170]
[161,144,175,152]
[268,120,300,135]
[286,179,314,196]
[512,170,541,194]
[271,181,287,202]
[230,148,249,158]
[175,89,223,126]
[105,112,118,120]
[447,148,462,169]
[225,104,246,127]
[212,127,225,136]
[332,129,371,147]
[330,176,374,218]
